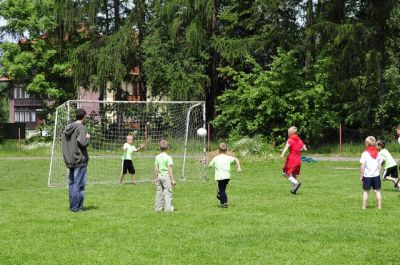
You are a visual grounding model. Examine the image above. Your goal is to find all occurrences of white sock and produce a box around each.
[288,176,299,185]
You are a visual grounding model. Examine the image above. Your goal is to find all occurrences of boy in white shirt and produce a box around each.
[209,143,242,208]
[376,140,399,189]
[360,136,383,209]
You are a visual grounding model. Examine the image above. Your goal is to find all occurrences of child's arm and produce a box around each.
[133,143,146,152]
[302,145,308,151]
[122,143,128,150]
[154,163,159,181]
[168,165,176,186]
[280,143,289,158]
[234,157,242,172]
[360,163,365,182]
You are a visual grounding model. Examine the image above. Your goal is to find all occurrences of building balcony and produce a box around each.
[14,98,42,107]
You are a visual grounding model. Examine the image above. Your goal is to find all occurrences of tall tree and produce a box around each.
[143,0,212,102]
[55,0,147,100]
[0,0,76,117]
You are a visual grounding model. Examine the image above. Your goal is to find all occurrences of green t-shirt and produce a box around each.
[379,148,397,169]
[122,143,138,160]
[155,152,173,176]
[209,154,236,181]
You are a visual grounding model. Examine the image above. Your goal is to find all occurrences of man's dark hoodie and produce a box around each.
[62,122,90,168]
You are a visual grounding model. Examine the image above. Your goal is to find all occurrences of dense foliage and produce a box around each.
[0,0,76,118]
[1,0,400,144]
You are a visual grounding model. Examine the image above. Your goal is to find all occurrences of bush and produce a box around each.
[230,135,278,161]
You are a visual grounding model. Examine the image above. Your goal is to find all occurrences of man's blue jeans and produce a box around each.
[68,166,87,212]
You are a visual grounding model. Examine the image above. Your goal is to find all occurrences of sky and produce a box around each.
[0,17,17,43]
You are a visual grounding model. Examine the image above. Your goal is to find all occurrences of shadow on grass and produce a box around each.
[83,205,99,211]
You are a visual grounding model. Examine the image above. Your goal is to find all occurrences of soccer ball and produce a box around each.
[197,128,207,137]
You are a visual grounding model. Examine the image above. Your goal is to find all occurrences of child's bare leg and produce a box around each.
[362,191,368,209]
[119,173,125,183]
[374,190,382,209]
[131,175,137,184]
[385,176,397,182]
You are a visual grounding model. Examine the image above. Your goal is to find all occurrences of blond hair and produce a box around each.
[365,136,376,147]
[159,139,169,151]
[218,143,227,153]
[288,126,298,135]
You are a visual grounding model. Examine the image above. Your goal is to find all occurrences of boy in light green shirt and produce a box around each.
[377,140,399,189]
[154,140,176,212]
[209,143,241,208]
[119,135,144,184]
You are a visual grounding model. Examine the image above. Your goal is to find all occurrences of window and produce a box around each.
[14,107,36,122]
[14,86,30,99]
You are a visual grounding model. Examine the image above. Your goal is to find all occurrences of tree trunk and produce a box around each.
[135,0,147,101]
[206,0,219,126]
[113,0,121,30]
[305,0,314,68]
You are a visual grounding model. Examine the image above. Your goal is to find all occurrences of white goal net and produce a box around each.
[48,100,207,187]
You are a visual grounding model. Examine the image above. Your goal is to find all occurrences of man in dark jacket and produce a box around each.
[62,109,90,212]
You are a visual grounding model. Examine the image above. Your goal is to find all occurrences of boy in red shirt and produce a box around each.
[280,126,307,194]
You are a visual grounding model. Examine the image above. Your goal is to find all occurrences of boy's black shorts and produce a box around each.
[362,176,381,190]
[382,165,398,179]
[122,160,135,174]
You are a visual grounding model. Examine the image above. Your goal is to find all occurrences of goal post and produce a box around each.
[48,100,207,187]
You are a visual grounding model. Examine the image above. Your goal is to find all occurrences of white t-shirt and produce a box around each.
[209,154,236,181]
[360,151,382,178]
[122,143,138,160]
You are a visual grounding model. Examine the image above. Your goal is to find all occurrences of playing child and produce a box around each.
[119,135,144,184]
[209,143,242,208]
[376,140,399,190]
[280,126,307,194]
[360,136,383,209]
[154,140,176,212]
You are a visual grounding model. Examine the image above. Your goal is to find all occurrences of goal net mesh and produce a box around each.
[48,100,207,187]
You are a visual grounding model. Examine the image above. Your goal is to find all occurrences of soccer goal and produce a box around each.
[48,100,207,187]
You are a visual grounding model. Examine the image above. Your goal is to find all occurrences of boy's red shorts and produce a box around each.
[283,161,301,176]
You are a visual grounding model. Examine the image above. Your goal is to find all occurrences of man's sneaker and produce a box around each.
[291,183,302,194]
[221,203,228,208]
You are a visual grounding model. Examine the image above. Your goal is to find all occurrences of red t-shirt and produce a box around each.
[286,134,305,163]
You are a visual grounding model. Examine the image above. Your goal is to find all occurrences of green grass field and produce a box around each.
[1,157,400,264]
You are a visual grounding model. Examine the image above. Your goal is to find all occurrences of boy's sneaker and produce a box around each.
[221,203,228,208]
[291,183,302,194]
[395,179,400,188]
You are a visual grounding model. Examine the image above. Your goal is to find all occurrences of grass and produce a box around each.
[1,157,400,264]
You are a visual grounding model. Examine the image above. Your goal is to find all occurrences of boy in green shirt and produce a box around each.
[119,135,144,184]
[209,143,242,208]
[154,140,176,212]
[376,140,399,189]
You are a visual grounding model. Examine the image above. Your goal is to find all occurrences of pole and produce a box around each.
[182,103,202,180]
[339,123,342,153]
[18,127,21,151]
[207,122,211,152]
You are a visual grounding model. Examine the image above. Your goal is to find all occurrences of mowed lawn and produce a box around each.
[1,158,400,265]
